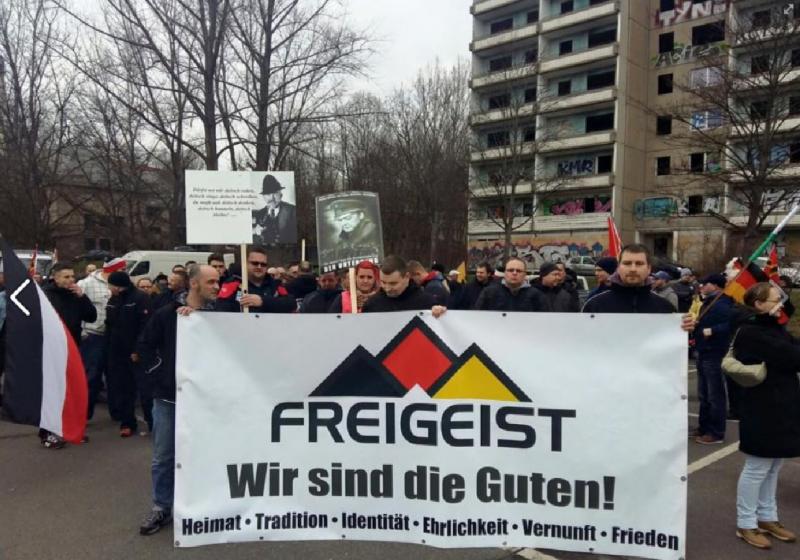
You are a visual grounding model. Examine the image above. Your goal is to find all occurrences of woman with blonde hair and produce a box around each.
[732,282,800,549]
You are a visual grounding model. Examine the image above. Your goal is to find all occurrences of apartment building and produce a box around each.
[468,0,800,271]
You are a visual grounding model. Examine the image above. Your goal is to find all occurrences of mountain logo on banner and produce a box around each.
[310,317,530,402]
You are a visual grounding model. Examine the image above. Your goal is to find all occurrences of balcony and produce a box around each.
[534,212,611,232]
[468,217,534,235]
[471,63,538,89]
[470,103,536,126]
[471,0,521,16]
[540,44,618,74]
[728,212,800,228]
[540,1,619,34]
[544,87,617,113]
[472,23,538,52]
[471,141,538,162]
[728,164,800,182]
[730,115,800,138]
[557,173,614,190]
[539,131,616,153]
[738,68,800,90]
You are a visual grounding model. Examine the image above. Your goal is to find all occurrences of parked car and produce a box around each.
[566,256,596,276]
[0,250,55,278]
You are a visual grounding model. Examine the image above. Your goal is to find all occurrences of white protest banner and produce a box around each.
[185,170,296,245]
[175,312,687,560]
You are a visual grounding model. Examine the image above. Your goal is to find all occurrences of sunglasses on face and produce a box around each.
[249,261,268,267]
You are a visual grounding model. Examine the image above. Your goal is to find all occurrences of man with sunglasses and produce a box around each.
[216,246,295,313]
[473,257,544,311]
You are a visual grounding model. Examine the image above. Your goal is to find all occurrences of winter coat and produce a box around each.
[287,275,318,300]
[450,278,491,310]
[42,283,97,344]
[531,281,579,313]
[362,283,436,313]
[671,280,696,313]
[420,272,449,305]
[732,313,800,458]
[216,276,296,313]
[693,292,735,354]
[152,289,185,310]
[77,271,110,336]
[106,287,152,357]
[581,274,676,314]
[652,285,678,310]
[473,281,545,312]
[585,283,611,304]
[300,288,342,313]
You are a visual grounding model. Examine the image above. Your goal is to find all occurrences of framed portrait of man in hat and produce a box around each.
[252,173,297,245]
[316,192,383,273]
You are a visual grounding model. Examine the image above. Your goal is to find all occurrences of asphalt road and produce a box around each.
[1,364,798,560]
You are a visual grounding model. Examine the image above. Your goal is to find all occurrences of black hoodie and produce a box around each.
[42,283,97,344]
[581,273,675,314]
[362,283,435,313]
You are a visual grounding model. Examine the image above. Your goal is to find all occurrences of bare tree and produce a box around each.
[469,88,573,262]
[664,7,800,254]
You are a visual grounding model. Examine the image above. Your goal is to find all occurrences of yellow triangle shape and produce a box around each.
[432,355,520,401]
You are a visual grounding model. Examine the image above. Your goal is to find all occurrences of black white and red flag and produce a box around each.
[1,238,87,443]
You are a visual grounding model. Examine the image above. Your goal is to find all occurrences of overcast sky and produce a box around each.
[343,0,472,95]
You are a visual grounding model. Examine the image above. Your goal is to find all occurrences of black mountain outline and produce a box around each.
[309,345,407,397]
[374,316,458,387]
[426,343,531,402]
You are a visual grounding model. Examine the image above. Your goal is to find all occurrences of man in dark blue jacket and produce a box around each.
[692,273,735,445]
[215,247,296,313]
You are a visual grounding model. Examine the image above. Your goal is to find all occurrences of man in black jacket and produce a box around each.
[362,256,437,312]
[43,263,97,345]
[215,247,296,313]
[137,264,219,536]
[105,271,152,437]
[299,272,342,313]
[532,262,579,312]
[286,261,318,300]
[474,258,544,312]
[582,244,696,333]
[450,261,493,309]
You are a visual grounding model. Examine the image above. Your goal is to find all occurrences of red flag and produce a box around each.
[764,245,780,283]
[607,216,622,258]
[28,244,38,278]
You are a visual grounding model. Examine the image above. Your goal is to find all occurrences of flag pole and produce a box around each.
[697,204,800,321]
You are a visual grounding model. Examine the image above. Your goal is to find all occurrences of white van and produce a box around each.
[0,250,55,278]
[122,251,234,282]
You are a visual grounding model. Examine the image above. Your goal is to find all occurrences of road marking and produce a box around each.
[10,278,31,317]
[688,441,740,475]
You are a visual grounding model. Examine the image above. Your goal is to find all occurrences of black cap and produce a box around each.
[107,271,132,288]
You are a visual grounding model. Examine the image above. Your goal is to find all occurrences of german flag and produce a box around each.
[725,257,790,324]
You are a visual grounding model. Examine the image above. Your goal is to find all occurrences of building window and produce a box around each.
[588,27,616,48]
[523,127,536,142]
[659,32,674,54]
[690,153,705,173]
[790,96,800,116]
[99,238,112,251]
[750,100,771,120]
[597,154,613,173]
[660,0,675,10]
[751,54,769,74]
[559,40,573,55]
[525,48,538,64]
[145,206,161,219]
[793,49,800,67]
[585,112,614,132]
[589,0,609,5]
[490,18,513,35]
[84,238,96,251]
[656,156,671,176]
[587,70,615,90]
[558,80,571,96]
[691,110,723,130]
[561,1,574,15]
[524,87,537,103]
[488,93,510,109]
[690,66,722,88]
[687,195,704,214]
[487,130,510,148]
[489,55,512,72]
[527,9,539,24]
[791,143,800,163]
[657,115,672,135]
[692,22,725,46]
[752,10,771,29]
[658,73,673,94]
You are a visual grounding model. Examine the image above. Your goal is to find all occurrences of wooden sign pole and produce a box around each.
[240,243,249,314]
[301,238,306,263]
[349,267,358,314]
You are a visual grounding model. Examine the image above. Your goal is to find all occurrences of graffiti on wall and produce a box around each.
[557,159,594,176]
[653,42,726,67]
[468,237,606,269]
[542,196,612,216]
[763,189,800,212]
[655,0,729,28]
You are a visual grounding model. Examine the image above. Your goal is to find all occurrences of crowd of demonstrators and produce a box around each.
[474,257,542,311]
[329,261,380,313]
[651,271,679,310]
[532,262,579,312]
[407,260,449,305]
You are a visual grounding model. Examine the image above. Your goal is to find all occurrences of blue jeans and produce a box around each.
[79,334,106,419]
[697,350,727,439]
[737,454,784,528]
[151,399,175,511]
